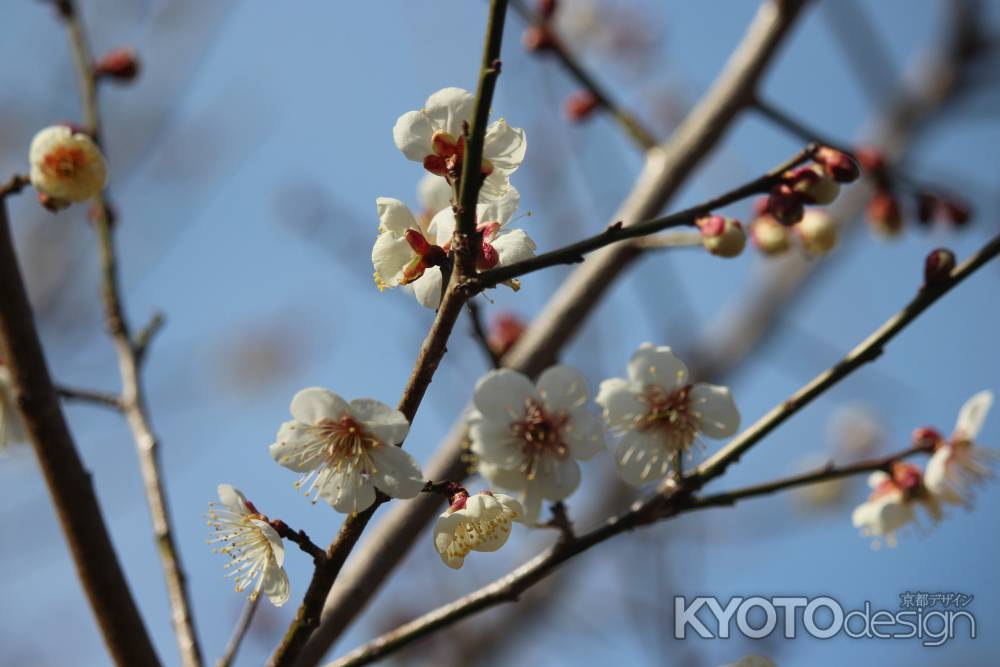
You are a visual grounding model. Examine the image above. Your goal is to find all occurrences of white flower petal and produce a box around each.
[318,467,377,514]
[616,431,670,487]
[690,383,740,439]
[596,378,645,430]
[412,267,444,309]
[955,390,993,440]
[289,387,349,425]
[217,484,249,514]
[627,343,688,390]
[372,232,416,289]
[426,206,457,246]
[368,444,425,499]
[531,456,581,502]
[376,197,419,234]
[477,459,527,492]
[348,398,409,446]
[478,186,520,226]
[472,369,536,423]
[563,408,606,460]
[491,229,537,266]
[537,365,590,412]
[483,118,527,173]
[424,87,475,137]
[250,519,286,568]
[469,416,521,468]
[478,170,513,202]
[393,110,435,162]
[260,564,290,607]
[417,174,453,212]
[270,421,326,472]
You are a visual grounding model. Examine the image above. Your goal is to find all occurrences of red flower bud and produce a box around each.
[488,312,527,358]
[94,48,140,82]
[564,90,600,122]
[767,184,804,226]
[786,165,839,205]
[923,248,955,286]
[941,198,971,227]
[911,426,944,449]
[854,146,886,174]
[915,192,938,225]
[866,191,902,237]
[813,146,860,183]
[522,25,557,52]
[538,0,558,19]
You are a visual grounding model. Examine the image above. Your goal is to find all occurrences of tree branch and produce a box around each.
[56,384,124,410]
[215,596,260,667]
[0,196,162,666]
[57,3,203,665]
[466,300,502,369]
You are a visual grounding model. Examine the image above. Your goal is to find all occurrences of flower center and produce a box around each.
[312,416,380,473]
[638,385,699,449]
[510,399,569,479]
[43,146,88,179]
[422,130,495,182]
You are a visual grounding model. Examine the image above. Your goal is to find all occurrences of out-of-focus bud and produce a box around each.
[911,426,944,450]
[488,312,527,358]
[854,146,886,174]
[916,192,938,225]
[538,0,558,20]
[813,146,860,183]
[767,184,804,226]
[522,25,557,52]
[749,215,790,256]
[796,209,838,256]
[696,215,745,258]
[827,403,883,458]
[94,48,140,82]
[923,248,955,287]
[941,198,971,227]
[564,90,600,122]
[792,452,848,509]
[866,190,902,237]
[786,164,840,205]
[37,191,71,213]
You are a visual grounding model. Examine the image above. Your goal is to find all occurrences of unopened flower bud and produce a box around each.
[767,184,804,226]
[923,248,955,286]
[915,192,938,225]
[796,209,838,256]
[749,215,790,256]
[37,191,71,213]
[538,0,558,19]
[488,312,527,358]
[867,191,902,237]
[29,125,107,204]
[696,215,745,258]
[787,165,840,205]
[941,198,971,227]
[911,426,944,449]
[564,90,600,122]
[94,48,140,82]
[813,146,860,183]
[854,146,886,174]
[522,25,556,52]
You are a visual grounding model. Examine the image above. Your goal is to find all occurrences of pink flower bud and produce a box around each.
[941,198,971,227]
[796,209,838,256]
[786,165,840,205]
[488,312,527,358]
[522,25,557,52]
[911,426,944,449]
[813,146,860,183]
[696,215,745,258]
[854,146,886,174]
[564,90,601,122]
[923,248,955,286]
[94,48,140,82]
[767,184,804,226]
[867,191,902,237]
[749,215,790,256]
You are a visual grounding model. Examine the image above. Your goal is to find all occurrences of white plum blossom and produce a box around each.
[29,125,107,204]
[270,388,425,514]
[434,490,524,569]
[372,188,535,309]
[207,484,289,606]
[469,366,605,523]
[596,343,740,486]
[417,173,453,215]
[1,364,28,451]
[393,87,526,201]
[851,462,941,549]
[719,657,778,667]
[924,390,995,506]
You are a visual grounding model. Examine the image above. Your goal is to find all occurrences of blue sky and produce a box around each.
[1,1,999,665]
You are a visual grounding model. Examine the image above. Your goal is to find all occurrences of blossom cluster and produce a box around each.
[851,391,995,548]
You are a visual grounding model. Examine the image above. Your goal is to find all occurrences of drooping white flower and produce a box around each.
[851,462,941,549]
[372,188,535,309]
[0,364,28,451]
[270,388,424,513]
[924,390,995,506]
[718,657,778,667]
[393,87,526,201]
[596,343,740,486]
[29,125,107,204]
[469,366,605,523]
[433,490,524,569]
[207,484,289,606]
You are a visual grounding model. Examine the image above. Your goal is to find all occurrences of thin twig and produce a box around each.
[266,4,512,665]
[466,300,501,368]
[57,3,203,665]
[134,311,166,365]
[0,196,162,666]
[0,174,30,198]
[56,384,123,410]
[215,596,260,667]
[509,0,658,150]
[327,438,933,667]
[477,146,814,287]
